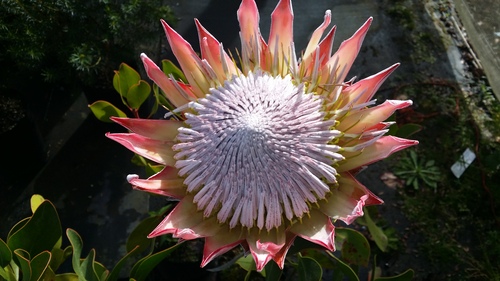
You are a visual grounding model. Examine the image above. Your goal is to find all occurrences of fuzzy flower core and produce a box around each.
[175,71,342,231]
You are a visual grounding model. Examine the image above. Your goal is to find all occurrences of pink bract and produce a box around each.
[106,0,417,271]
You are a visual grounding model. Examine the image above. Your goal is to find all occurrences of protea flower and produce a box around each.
[106,0,417,271]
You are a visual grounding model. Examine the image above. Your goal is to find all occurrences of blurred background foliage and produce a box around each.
[0,0,177,92]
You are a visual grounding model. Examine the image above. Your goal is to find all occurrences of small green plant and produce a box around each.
[394,149,440,191]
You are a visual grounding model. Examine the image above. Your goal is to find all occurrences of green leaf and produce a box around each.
[395,123,422,138]
[0,238,12,267]
[30,251,51,281]
[30,195,45,214]
[14,249,31,281]
[126,216,161,254]
[326,252,360,281]
[89,100,127,123]
[129,243,183,281]
[126,80,151,110]
[93,260,109,281]
[375,269,414,281]
[264,260,282,281]
[297,255,322,281]
[66,229,83,277]
[106,246,140,281]
[50,246,72,273]
[80,249,99,281]
[359,208,389,253]
[161,60,187,83]
[7,200,62,258]
[55,273,79,281]
[236,255,256,272]
[0,265,16,281]
[113,63,141,98]
[335,227,371,266]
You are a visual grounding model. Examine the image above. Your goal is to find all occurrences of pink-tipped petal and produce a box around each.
[319,172,383,224]
[268,0,293,70]
[337,100,413,134]
[127,167,186,199]
[323,17,372,85]
[247,228,286,271]
[110,117,183,141]
[303,10,332,61]
[161,20,210,98]
[149,196,222,240]
[238,0,260,44]
[340,63,400,108]
[201,230,244,267]
[106,133,175,166]
[289,209,335,251]
[195,19,238,81]
[339,136,419,172]
[272,232,296,269]
[141,53,196,107]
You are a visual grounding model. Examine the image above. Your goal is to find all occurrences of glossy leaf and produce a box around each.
[30,251,52,281]
[335,227,371,267]
[55,273,79,281]
[375,269,414,281]
[395,123,422,138]
[89,100,127,123]
[297,255,322,281]
[0,238,12,267]
[129,243,183,281]
[106,245,140,281]
[358,208,388,252]
[0,266,16,281]
[66,229,83,277]
[264,260,282,281]
[14,249,31,281]
[327,252,360,281]
[80,249,100,281]
[161,59,187,83]
[127,80,151,110]
[7,200,62,258]
[50,246,72,273]
[113,63,141,98]
[126,216,161,254]
[236,254,257,272]
[30,194,45,214]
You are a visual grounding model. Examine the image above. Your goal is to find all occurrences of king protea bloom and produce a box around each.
[107,0,417,271]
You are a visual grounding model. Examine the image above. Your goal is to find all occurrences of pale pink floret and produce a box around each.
[106,0,418,272]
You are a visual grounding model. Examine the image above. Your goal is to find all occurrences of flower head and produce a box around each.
[107,0,417,271]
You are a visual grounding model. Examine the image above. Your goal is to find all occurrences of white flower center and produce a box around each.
[173,71,344,230]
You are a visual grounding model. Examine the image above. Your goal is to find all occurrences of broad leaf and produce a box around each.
[358,208,388,252]
[129,243,183,281]
[113,63,141,98]
[236,255,256,272]
[89,100,127,123]
[106,245,140,281]
[127,80,151,110]
[297,255,322,281]
[7,201,62,258]
[55,273,79,281]
[126,216,161,254]
[66,229,83,277]
[0,238,12,267]
[80,249,99,281]
[14,249,31,281]
[335,227,371,266]
[30,195,45,214]
[264,260,282,281]
[375,269,414,281]
[30,251,52,281]
[161,60,187,83]
[327,252,360,281]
